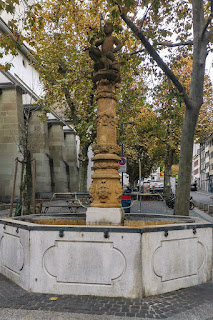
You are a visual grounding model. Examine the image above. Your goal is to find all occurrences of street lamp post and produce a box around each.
[139,158,142,213]
[139,152,145,213]
[120,121,134,187]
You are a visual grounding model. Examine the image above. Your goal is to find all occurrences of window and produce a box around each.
[22,59,27,68]
[194,160,198,167]
[194,169,198,175]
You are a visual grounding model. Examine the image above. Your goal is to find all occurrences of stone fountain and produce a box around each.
[87,21,123,226]
[0,22,212,299]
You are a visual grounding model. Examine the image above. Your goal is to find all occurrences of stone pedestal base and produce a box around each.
[86,207,124,226]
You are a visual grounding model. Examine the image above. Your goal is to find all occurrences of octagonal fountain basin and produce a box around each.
[0,213,212,299]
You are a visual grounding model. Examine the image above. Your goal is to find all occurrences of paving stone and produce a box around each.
[0,197,213,320]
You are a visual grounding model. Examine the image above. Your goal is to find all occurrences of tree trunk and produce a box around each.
[78,145,89,192]
[163,146,174,198]
[174,0,208,215]
[23,150,32,214]
[129,173,135,189]
[119,0,210,215]
[174,108,199,215]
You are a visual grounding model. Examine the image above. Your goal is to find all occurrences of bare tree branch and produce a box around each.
[208,28,213,40]
[202,13,213,38]
[202,0,213,38]
[64,90,79,125]
[130,41,193,55]
[116,7,191,109]
[157,40,193,47]
[140,4,151,29]
[129,40,193,56]
[130,49,144,55]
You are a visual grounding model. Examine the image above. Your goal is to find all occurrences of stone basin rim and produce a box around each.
[6,212,197,221]
[0,212,196,225]
[0,216,212,233]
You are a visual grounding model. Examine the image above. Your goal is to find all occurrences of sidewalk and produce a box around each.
[191,190,213,204]
[190,190,213,214]
[0,273,212,320]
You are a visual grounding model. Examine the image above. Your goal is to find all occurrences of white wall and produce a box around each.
[87,145,93,191]
[0,52,43,99]
[0,1,43,99]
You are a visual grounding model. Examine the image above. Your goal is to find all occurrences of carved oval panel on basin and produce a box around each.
[153,238,206,282]
[0,233,24,275]
[43,240,126,285]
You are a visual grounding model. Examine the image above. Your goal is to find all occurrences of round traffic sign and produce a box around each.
[119,157,126,165]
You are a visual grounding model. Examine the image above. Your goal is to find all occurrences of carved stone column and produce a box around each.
[86,71,123,226]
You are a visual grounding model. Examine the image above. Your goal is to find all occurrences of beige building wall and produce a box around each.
[0,86,23,200]
[0,89,79,200]
[48,120,68,193]
[209,138,213,176]
[64,128,79,192]
[28,109,52,194]
[209,136,213,192]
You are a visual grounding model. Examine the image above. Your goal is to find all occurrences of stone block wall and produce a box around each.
[48,120,69,193]
[64,129,79,192]
[28,109,52,194]
[0,88,79,200]
[0,87,23,200]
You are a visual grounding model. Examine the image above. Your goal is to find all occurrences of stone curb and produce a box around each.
[193,199,213,214]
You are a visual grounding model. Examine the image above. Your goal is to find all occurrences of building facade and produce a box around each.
[0,3,79,201]
[192,136,213,193]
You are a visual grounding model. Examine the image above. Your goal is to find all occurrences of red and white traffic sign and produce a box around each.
[119,157,127,173]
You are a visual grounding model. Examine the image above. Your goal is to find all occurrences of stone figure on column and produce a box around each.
[89,22,123,79]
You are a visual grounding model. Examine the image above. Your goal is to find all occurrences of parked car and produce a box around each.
[191,183,197,191]
[150,181,164,194]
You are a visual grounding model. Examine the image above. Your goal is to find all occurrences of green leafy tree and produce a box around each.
[122,105,164,187]
[23,0,148,191]
[2,0,212,207]
[154,55,213,198]
[112,0,213,215]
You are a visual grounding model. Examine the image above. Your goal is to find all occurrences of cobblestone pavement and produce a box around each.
[130,198,213,223]
[131,199,174,215]
[0,200,212,319]
[0,274,213,319]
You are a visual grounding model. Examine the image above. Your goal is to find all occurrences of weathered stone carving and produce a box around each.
[89,184,96,202]
[89,22,122,74]
[97,180,111,203]
[97,114,117,127]
[115,184,124,201]
[93,161,120,170]
[92,144,121,155]
[89,178,123,208]
[88,22,123,210]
